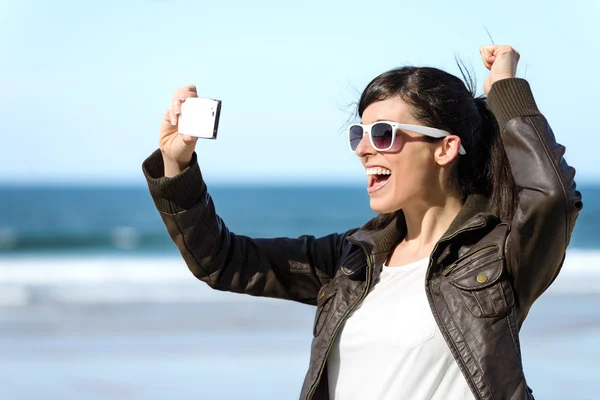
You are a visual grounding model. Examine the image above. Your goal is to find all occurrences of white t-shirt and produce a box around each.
[327,258,475,400]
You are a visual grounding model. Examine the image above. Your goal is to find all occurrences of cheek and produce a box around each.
[389,151,432,188]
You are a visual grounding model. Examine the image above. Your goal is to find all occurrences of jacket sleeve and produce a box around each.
[487,78,583,312]
[142,149,349,306]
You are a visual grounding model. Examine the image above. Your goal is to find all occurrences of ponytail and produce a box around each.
[470,97,517,222]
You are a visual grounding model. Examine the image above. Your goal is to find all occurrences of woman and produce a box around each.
[142,45,582,400]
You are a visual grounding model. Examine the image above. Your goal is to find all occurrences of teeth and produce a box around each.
[366,167,392,176]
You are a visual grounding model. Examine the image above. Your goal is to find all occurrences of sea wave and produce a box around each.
[0,227,173,252]
[0,250,598,306]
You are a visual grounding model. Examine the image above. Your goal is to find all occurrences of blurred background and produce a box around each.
[1,0,599,399]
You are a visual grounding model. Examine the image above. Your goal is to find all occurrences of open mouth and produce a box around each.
[366,167,392,194]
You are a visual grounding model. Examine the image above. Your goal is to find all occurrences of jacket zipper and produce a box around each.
[441,244,498,276]
[305,239,373,400]
[426,217,490,399]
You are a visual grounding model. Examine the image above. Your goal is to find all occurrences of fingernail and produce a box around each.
[171,117,177,125]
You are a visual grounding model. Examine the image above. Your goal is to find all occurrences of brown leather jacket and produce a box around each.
[143,78,582,400]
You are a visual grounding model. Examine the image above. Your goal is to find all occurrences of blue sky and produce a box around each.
[1,0,598,185]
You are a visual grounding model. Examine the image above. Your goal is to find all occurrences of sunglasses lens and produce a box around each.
[371,123,394,150]
[349,125,364,151]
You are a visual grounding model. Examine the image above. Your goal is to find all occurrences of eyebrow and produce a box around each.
[359,119,397,124]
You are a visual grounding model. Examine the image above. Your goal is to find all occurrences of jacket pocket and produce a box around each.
[449,259,514,318]
[442,244,499,276]
[313,282,337,336]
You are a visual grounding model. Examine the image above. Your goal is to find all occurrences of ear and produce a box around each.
[434,135,461,166]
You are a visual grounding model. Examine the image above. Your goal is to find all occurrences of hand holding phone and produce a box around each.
[159,85,222,177]
[178,97,222,139]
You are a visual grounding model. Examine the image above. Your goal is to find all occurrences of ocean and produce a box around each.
[0,184,599,399]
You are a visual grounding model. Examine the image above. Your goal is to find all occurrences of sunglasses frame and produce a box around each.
[347,121,467,155]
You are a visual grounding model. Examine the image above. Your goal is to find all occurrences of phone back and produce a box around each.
[178,97,221,139]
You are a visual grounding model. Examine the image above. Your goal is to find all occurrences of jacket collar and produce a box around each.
[347,194,495,257]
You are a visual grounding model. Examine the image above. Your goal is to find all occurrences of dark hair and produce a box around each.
[357,65,517,222]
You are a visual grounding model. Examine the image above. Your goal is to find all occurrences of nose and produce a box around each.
[355,132,377,157]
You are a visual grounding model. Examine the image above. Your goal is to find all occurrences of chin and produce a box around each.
[369,197,402,214]
[369,186,405,214]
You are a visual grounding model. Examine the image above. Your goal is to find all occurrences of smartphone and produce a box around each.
[178,97,222,139]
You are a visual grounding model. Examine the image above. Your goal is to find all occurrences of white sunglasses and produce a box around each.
[347,121,467,155]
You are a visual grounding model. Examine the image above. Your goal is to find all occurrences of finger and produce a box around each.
[177,91,199,103]
[481,56,494,70]
[181,135,198,144]
[177,86,198,100]
[184,84,197,94]
[482,58,494,70]
[480,46,496,69]
[173,90,198,110]
[479,44,500,56]
[494,45,517,54]
[165,108,177,126]
[481,46,495,59]
[171,86,198,105]
[171,99,180,117]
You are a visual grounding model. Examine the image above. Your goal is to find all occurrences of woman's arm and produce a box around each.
[143,149,349,306]
[487,77,583,312]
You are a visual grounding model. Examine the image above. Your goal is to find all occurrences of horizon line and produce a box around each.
[1,180,599,188]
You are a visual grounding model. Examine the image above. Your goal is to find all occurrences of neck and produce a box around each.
[400,193,464,255]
